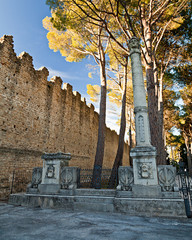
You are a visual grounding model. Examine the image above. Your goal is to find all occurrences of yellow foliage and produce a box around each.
[167,17,184,30]
[43,15,88,62]
[107,79,134,108]
[180,119,185,125]
[87,84,100,102]
[88,72,93,79]
[43,7,100,63]
[43,16,54,32]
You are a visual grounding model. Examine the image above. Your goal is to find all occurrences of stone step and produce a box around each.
[74,195,114,204]
[8,193,186,217]
[74,189,116,197]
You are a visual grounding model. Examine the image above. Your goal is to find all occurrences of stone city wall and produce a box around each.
[0,35,130,198]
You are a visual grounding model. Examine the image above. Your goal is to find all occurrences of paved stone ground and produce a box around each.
[0,202,192,240]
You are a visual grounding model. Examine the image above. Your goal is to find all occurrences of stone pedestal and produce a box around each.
[130,146,161,197]
[130,146,159,186]
[38,152,71,194]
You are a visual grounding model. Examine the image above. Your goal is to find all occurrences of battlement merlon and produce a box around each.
[36,67,49,82]
[50,76,63,89]
[0,35,14,46]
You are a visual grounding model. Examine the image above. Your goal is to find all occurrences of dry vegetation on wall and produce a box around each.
[0,35,129,198]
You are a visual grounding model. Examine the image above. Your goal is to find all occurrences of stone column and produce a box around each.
[129,37,151,147]
[129,37,161,197]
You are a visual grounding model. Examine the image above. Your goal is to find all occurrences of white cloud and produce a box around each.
[106,120,119,133]
[47,67,82,80]
[79,92,120,133]
[106,109,119,133]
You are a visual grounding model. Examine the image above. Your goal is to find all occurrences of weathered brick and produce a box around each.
[0,35,130,199]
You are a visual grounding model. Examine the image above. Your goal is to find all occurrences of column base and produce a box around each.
[132,184,162,198]
[38,184,60,194]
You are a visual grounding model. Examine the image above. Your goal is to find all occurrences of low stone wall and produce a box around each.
[9,191,186,218]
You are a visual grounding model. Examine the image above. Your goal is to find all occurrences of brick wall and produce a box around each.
[0,35,130,198]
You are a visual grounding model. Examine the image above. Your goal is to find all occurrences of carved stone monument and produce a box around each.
[128,37,161,197]
[38,152,71,194]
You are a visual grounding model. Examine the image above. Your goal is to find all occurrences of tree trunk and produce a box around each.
[157,73,167,164]
[92,44,107,189]
[171,146,175,161]
[185,136,192,173]
[145,65,160,157]
[108,57,128,188]
[142,17,163,165]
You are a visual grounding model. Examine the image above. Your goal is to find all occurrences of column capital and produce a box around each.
[128,36,141,55]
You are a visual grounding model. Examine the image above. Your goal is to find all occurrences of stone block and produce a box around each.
[59,189,74,196]
[161,191,181,199]
[114,197,185,217]
[132,184,162,198]
[116,190,133,198]
[26,188,39,194]
[38,184,61,195]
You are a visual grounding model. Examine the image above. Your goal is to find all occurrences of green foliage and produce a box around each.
[50,14,67,31]
[179,143,188,165]
[172,65,192,86]
[46,0,60,10]
[170,159,180,171]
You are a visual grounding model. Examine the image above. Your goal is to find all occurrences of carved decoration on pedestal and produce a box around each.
[117,167,134,191]
[30,167,42,188]
[27,167,42,192]
[45,164,55,179]
[158,165,176,192]
[138,162,153,179]
[60,167,80,190]
[60,167,73,189]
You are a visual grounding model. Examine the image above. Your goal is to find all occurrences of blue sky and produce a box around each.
[0,0,99,95]
[0,0,120,132]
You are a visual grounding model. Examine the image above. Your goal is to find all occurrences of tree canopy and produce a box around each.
[44,0,192,170]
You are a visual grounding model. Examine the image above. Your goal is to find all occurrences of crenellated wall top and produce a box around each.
[0,35,105,126]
